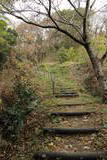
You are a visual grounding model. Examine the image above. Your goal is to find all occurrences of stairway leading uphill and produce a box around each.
[33,89,107,160]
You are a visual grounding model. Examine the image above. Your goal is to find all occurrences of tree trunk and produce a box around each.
[85,43,107,103]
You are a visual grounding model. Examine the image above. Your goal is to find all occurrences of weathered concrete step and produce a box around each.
[55,93,79,98]
[33,151,107,160]
[43,128,100,135]
[51,112,95,117]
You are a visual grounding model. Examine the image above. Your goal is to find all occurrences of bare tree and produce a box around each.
[0,0,107,102]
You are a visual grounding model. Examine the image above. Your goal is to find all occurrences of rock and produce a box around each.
[84,146,90,150]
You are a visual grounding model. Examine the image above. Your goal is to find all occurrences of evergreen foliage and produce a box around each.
[0,18,18,69]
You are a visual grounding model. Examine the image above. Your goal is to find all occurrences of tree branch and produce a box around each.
[0,1,85,46]
[49,5,84,40]
[47,0,60,29]
[67,0,83,17]
[56,27,85,45]
[54,18,83,39]
[90,0,96,10]
[83,0,90,41]
[1,11,57,29]
[101,50,107,64]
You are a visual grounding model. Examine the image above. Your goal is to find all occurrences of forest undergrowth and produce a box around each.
[0,61,107,160]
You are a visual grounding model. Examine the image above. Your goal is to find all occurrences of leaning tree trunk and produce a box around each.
[85,43,107,103]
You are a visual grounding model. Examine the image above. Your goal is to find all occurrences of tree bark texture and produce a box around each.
[85,43,107,103]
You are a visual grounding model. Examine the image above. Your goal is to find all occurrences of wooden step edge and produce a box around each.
[50,111,96,116]
[55,94,79,98]
[55,92,78,94]
[43,128,100,135]
[57,103,93,106]
[59,88,76,90]
[33,151,107,160]
[55,93,79,95]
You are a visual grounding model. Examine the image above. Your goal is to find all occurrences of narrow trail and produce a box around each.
[33,91,107,160]
[27,63,107,160]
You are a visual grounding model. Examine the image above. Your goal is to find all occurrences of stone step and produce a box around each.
[43,128,100,135]
[33,151,107,160]
[51,112,95,117]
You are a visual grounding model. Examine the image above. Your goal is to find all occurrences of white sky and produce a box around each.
[7,0,107,27]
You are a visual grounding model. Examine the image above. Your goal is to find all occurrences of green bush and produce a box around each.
[0,37,10,69]
[57,47,80,63]
[0,107,30,142]
[0,19,18,70]
[0,78,41,142]
[13,79,40,107]
[57,47,71,63]
[57,46,88,63]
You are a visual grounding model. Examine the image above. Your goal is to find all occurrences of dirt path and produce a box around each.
[33,95,107,160]
[2,63,107,160]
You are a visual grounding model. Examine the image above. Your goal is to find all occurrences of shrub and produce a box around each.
[13,78,40,107]
[57,47,71,63]
[0,19,18,70]
[0,37,10,69]
[0,77,41,142]
[57,46,88,64]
